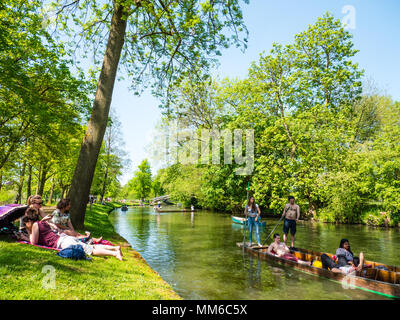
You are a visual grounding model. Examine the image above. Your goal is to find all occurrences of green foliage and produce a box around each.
[51,0,249,99]
[151,13,400,227]
[0,190,17,204]
[126,159,153,200]
[0,204,180,299]
[0,0,94,203]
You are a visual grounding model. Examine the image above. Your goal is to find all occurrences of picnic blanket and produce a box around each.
[17,238,114,251]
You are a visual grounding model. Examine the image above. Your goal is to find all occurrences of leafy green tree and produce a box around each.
[127,159,152,201]
[50,0,249,227]
[90,111,129,201]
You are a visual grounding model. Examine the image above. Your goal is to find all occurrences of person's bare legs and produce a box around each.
[94,245,122,257]
[356,252,364,272]
[92,246,123,261]
[92,236,103,243]
[290,234,295,248]
[283,233,288,244]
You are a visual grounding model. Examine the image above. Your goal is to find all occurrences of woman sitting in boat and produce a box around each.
[336,238,365,272]
[320,239,365,274]
[245,196,262,247]
[267,233,310,265]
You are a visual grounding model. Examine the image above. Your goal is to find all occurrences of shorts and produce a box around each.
[57,234,94,255]
[339,265,355,274]
[283,218,296,235]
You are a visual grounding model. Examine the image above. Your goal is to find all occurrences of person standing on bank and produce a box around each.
[282,196,300,249]
[245,196,262,247]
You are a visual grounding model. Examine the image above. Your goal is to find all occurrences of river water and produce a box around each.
[109,207,400,300]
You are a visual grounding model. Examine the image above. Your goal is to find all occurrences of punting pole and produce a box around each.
[242,181,250,248]
[262,214,285,246]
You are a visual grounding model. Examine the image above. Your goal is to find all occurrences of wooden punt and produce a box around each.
[232,216,266,228]
[237,242,400,299]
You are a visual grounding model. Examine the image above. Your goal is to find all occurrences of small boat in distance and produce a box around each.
[232,216,266,228]
[121,205,128,211]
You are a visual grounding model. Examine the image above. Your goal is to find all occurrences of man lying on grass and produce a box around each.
[22,207,123,261]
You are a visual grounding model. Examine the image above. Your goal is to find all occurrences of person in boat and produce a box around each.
[22,207,123,260]
[336,238,365,272]
[282,196,300,249]
[50,198,102,243]
[245,196,262,247]
[267,234,310,264]
[320,239,365,274]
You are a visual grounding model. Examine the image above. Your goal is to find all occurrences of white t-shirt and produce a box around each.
[245,204,259,217]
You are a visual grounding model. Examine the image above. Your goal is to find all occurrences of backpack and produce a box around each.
[57,244,91,261]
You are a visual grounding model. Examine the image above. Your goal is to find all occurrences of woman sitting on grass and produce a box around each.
[22,207,123,261]
[19,195,52,234]
[50,198,102,243]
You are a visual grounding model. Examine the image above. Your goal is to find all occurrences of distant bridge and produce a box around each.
[151,195,170,202]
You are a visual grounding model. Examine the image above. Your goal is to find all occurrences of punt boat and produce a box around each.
[232,216,266,228]
[237,242,400,299]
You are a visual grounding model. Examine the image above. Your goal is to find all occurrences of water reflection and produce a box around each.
[109,207,398,300]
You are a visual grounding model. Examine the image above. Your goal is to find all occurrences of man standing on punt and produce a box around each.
[282,196,300,249]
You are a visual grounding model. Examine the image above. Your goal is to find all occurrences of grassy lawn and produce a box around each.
[0,203,181,300]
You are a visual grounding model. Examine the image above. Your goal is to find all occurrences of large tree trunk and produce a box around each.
[68,4,128,228]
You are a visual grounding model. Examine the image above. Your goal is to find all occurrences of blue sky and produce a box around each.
[110,0,400,184]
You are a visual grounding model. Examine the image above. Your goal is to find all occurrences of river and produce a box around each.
[109,206,400,300]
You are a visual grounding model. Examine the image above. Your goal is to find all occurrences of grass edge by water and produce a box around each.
[0,202,181,300]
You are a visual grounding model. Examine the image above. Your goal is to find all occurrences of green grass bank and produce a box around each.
[0,202,181,299]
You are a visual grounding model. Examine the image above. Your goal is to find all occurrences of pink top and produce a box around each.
[37,221,60,248]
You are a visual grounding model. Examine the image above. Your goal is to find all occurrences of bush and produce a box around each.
[316,208,336,223]
[0,190,17,205]
[361,208,389,226]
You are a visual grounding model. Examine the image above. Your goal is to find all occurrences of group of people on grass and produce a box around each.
[16,195,123,261]
[244,195,366,275]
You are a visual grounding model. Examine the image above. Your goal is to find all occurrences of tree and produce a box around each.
[128,159,152,201]
[149,13,372,219]
[0,0,92,172]
[51,0,249,227]
[90,110,129,202]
